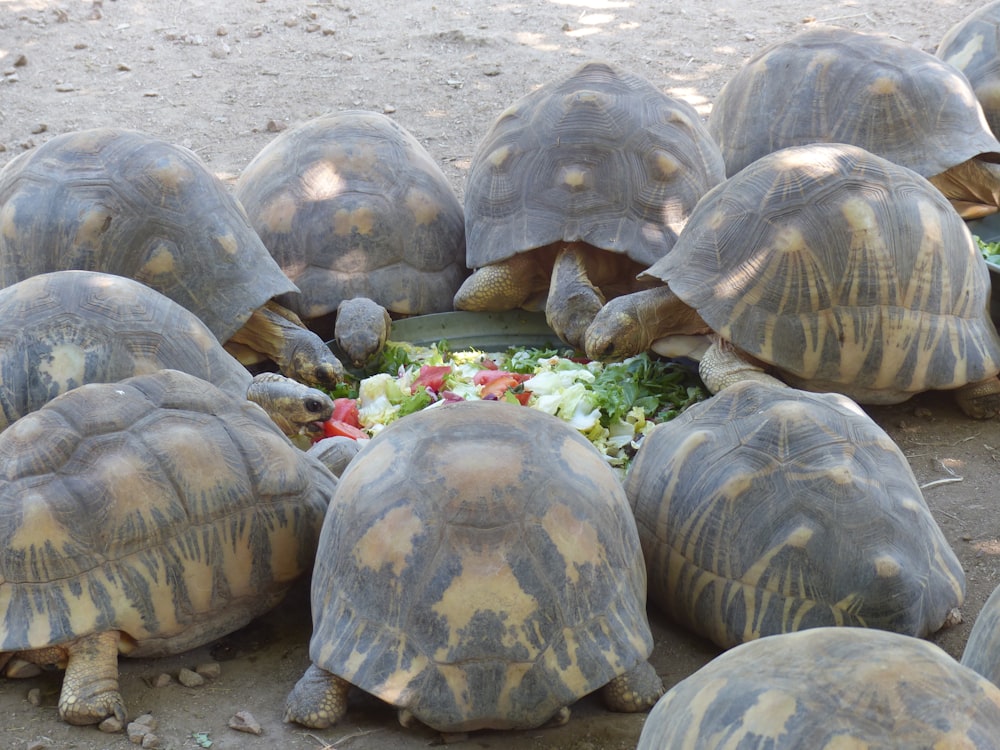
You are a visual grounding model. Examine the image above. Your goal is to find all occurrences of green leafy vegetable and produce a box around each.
[975,234,1000,266]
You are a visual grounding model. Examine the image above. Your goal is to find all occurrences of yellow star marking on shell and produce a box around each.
[874,554,901,578]
[38,343,87,392]
[739,689,797,740]
[333,206,375,236]
[139,243,176,276]
[868,75,898,96]
[539,503,606,584]
[942,33,985,70]
[653,149,681,177]
[73,206,113,247]
[431,555,541,659]
[352,505,424,578]
[259,191,299,233]
[560,165,590,190]
[302,161,346,202]
[405,187,442,225]
[487,144,512,169]
[149,157,192,192]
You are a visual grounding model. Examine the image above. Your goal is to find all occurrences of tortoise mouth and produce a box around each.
[303,421,327,436]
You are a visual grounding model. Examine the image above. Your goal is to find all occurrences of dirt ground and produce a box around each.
[3,0,1000,748]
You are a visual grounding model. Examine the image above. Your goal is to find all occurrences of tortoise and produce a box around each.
[453,60,726,351]
[707,26,1000,218]
[284,399,663,732]
[961,580,1000,687]
[584,142,1000,418]
[624,380,965,650]
[234,110,468,366]
[0,368,338,726]
[636,627,1000,749]
[0,127,345,386]
[0,270,334,439]
[938,2,1000,140]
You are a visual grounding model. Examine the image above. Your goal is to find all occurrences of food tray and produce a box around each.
[387,310,561,350]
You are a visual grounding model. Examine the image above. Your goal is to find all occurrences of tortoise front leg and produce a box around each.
[955,375,1000,419]
[58,630,127,726]
[546,243,607,351]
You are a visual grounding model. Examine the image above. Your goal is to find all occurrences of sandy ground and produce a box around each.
[2,0,1000,748]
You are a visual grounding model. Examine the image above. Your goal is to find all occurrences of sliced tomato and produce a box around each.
[320,418,369,441]
[412,364,452,394]
[473,369,531,387]
[479,373,532,403]
[331,397,361,428]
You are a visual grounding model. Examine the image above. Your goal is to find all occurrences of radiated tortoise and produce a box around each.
[284,399,663,732]
[585,142,1000,418]
[454,60,726,350]
[625,380,965,649]
[0,270,334,438]
[708,26,1000,218]
[937,2,1000,142]
[636,627,1000,749]
[235,110,467,366]
[0,368,338,726]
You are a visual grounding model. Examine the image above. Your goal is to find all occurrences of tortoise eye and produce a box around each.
[305,398,326,414]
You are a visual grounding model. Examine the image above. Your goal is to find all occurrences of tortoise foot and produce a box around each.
[601,660,664,712]
[955,376,1000,418]
[58,631,127,726]
[284,664,351,729]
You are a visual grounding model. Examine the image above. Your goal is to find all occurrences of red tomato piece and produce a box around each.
[331,397,361,428]
[412,364,452,394]
[473,369,530,386]
[479,374,532,402]
[320,418,369,441]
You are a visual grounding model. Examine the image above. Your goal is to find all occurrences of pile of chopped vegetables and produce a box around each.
[318,340,707,474]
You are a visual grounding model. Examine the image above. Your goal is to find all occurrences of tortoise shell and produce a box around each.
[0,128,297,342]
[0,368,335,659]
[625,380,965,649]
[305,400,654,731]
[636,627,1000,749]
[464,60,726,270]
[708,27,1000,179]
[235,110,467,321]
[642,142,1000,404]
[962,581,1000,687]
[0,270,253,431]
[938,1,1000,138]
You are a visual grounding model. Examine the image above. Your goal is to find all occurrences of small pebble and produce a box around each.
[99,715,124,733]
[141,734,163,749]
[196,662,221,679]
[74,42,88,49]
[383,104,397,114]
[14,54,27,67]
[126,723,149,744]
[55,83,76,92]
[228,710,263,735]
[142,91,159,97]
[178,667,206,687]
[266,119,287,132]
[152,672,172,688]
[216,25,228,36]
[117,62,131,71]
[132,713,158,730]
[27,739,53,750]
[26,688,42,706]
[30,123,47,134]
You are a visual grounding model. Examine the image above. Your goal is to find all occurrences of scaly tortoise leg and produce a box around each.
[954,376,1000,419]
[698,338,787,395]
[284,664,351,729]
[453,253,551,311]
[226,300,345,388]
[58,630,127,726]
[546,243,607,351]
[599,660,664,712]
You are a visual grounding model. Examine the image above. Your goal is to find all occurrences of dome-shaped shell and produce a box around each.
[708,27,1000,178]
[235,111,467,320]
[625,381,965,649]
[644,142,1000,404]
[961,581,1000,686]
[308,399,652,731]
[0,368,335,658]
[0,270,253,431]
[938,1,1000,138]
[636,628,1000,749]
[0,128,298,342]
[464,60,726,270]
